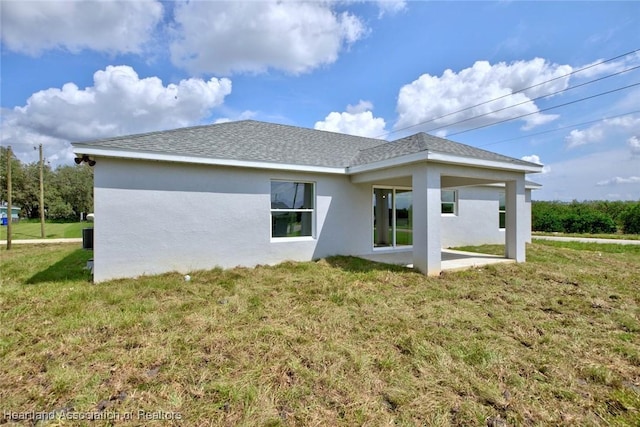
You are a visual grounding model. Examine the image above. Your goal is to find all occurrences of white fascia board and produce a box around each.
[482,182,543,190]
[347,151,429,174]
[347,150,543,175]
[72,146,347,175]
[426,152,543,173]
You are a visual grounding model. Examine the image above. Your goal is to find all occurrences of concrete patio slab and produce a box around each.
[440,249,515,272]
[358,249,514,273]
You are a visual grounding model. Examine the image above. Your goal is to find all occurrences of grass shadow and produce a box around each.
[323,255,415,274]
[26,249,93,284]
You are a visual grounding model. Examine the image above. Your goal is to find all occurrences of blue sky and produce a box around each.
[1,0,639,201]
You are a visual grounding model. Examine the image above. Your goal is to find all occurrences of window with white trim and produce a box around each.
[270,181,315,238]
[499,192,506,229]
[441,190,457,215]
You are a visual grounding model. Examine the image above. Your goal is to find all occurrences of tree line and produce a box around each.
[532,200,640,235]
[1,147,93,221]
[4,144,639,233]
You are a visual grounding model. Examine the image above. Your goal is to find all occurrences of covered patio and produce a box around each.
[348,133,542,276]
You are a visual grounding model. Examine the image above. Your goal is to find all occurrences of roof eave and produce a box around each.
[427,152,543,173]
[72,145,348,175]
[347,151,430,174]
[483,182,543,190]
[73,144,543,176]
[347,151,544,174]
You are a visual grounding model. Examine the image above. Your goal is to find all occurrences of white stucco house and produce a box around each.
[72,120,542,283]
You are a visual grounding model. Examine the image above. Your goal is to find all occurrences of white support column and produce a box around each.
[505,178,526,262]
[412,166,441,275]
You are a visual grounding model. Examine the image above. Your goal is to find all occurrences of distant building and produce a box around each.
[0,204,21,223]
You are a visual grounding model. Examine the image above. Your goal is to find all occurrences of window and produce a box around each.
[441,190,457,215]
[499,192,506,229]
[271,181,314,238]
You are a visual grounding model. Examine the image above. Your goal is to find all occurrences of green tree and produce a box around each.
[1,148,94,220]
[51,164,94,219]
[620,202,640,234]
[0,147,27,213]
[532,200,617,234]
[47,200,75,220]
[532,201,568,232]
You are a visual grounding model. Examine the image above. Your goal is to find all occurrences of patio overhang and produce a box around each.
[349,159,532,276]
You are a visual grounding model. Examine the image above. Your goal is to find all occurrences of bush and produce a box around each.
[562,211,617,234]
[532,200,619,234]
[48,201,75,221]
[533,210,564,232]
[585,211,617,234]
[620,203,640,234]
[532,201,567,232]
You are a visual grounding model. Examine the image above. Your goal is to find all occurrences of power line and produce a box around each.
[446,82,640,137]
[378,48,640,139]
[421,64,640,135]
[478,110,640,148]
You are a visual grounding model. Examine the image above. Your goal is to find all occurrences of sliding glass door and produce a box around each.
[373,187,412,248]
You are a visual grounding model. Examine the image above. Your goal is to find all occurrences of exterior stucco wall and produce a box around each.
[93,158,372,282]
[93,157,535,281]
[441,186,532,248]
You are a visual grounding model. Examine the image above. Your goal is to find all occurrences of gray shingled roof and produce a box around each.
[73,120,383,168]
[351,132,538,167]
[73,120,539,169]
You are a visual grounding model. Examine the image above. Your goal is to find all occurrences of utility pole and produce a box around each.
[39,144,45,238]
[6,146,12,250]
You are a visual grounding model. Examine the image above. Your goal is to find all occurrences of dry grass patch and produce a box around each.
[1,242,639,426]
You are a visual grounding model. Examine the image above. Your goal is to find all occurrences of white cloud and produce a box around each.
[521,154,550,174]
[315,101,386,138]
[1,65,232,165]
[565,114,640,149]
[376,0,407,17]
[521,154,542,164]
[395,58,573,134]
[533,149,640,201]
[573,51,640,79]
[627,136,640,156]
[596,176,640,186]
[0,0,163,56]
[346,100,374,114]
[565,127,605,149]
[213,110,258,125]
[169,1,366,75]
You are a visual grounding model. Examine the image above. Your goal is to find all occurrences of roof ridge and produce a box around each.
[401,132,540,166]
[74,120,241,145]
[75,119,387,146]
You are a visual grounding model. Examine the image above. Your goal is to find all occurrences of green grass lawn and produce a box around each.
[0,220,87,240]
[532,231,640,240]
[1,243,639,425]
